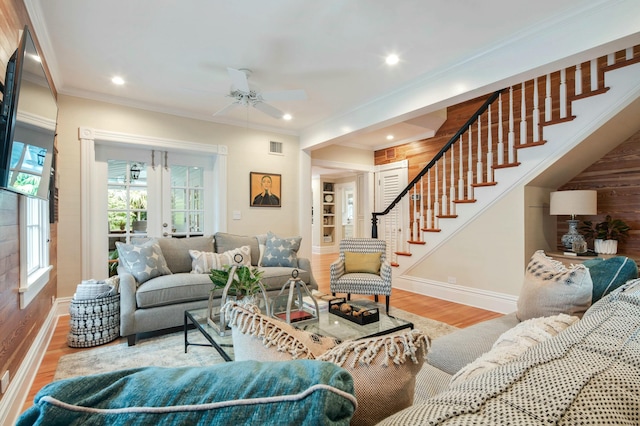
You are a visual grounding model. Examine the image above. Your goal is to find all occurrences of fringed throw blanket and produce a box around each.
[381,280,640,425]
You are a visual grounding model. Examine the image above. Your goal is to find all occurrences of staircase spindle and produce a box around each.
[508,86,515,163]
[434,161,440,229]
[476,116,483,184]
[626,47,633,60]
[520,82,527,145]
[457,135,464,200]
[590,59,598,91]
[487,104,493,181]
[441,152,448,215]
[419,176,424,233]
[449,147,456,214]
[607,53,615,65]
[467,125,474,200]
[560,68,567,119]
[575,64,583,96]
[497,93,504,165]
[426,168,432,229]
[412,186,418,241]
[545,74,552,122]
[532,77,540,142]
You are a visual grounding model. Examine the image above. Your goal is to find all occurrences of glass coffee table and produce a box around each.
[184,303,413,362]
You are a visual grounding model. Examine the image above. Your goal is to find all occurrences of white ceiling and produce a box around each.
[24,0,640,153]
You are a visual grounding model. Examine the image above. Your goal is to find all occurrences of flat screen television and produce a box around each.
[0,25,58,200]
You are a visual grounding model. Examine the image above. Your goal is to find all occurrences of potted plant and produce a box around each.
[580,215,631,254]
[209,264,265,300]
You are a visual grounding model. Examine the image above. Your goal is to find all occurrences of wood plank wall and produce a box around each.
[0,0,58,403]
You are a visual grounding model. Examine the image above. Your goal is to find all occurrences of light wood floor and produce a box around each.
[23,252,502,412]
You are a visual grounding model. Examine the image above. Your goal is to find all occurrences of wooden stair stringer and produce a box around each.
[390,61,640,278]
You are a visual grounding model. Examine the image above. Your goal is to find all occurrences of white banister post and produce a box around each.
[449,148,456,215]
[520,82,527,145]
[419,176,424,232]
[497,93,504,165]
[626,48,633,60]
[508,86,515,164]
[441,154,448,216]
[486,104,493,182]
[532,77,540,142]
[607,53,615,66]
[545,74,552,122]
[476,116,483,184]
[575,63,582,96]
[559,68,567,119]
[590,59,598,91]
[433,162,440,229]
[467,125,474,200]
[457,135,464,201]
[426,168,432,229]
[412,186,418,241]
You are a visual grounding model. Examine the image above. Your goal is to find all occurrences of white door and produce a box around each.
[375,161,409,260]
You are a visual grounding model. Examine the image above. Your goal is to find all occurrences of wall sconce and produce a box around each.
[130,163,141,181]
[550,190,597,250]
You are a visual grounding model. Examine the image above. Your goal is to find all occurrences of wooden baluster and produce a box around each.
[508,86,515,164]
[433,161,440,229]
[532,77,540,142]
[449,147,456,215]
[476,116,483,183]
[520,82,527,145]
[486,104,493,182]
[457,135,465,200]
[426,168,432,229]
[467,125,474,200]
[497,93,504,165]
[442,151,448,216]
[559,68,567,119]
[590,59,598,91]
[545,74,552,122]
[575,63,582,96]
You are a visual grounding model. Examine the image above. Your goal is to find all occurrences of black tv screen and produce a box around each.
[0,26,58,199]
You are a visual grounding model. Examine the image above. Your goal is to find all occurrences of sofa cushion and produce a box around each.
[18,361,357,425]
[189,246,252,274]
[583,256,638,302]
[157,236,214,273]
[135,273,211,308]
[516,250,592,321]
[214,232,260,266]
[116,239,172,285]
[262,231,302,268]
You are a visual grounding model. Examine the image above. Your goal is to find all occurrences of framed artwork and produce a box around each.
[250,172,281,207]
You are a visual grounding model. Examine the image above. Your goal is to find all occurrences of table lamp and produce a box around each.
[550,190,597,250]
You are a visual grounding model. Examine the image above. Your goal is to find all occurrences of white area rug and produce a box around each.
[54,306,457,381]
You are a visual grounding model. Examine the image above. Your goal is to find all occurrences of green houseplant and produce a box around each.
[580,215,631,254]
[209,264,265,299]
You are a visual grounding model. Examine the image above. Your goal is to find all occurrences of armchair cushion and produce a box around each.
[116,239,172,285]
[344,251,381,274]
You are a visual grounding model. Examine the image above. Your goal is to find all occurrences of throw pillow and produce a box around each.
[344,251,382,274]
[516,250,592,321]
[583,256,638,302]
[189,246,252,274]
[115,239,172,284]
[317,329,430,426]
[261,231,302,268]
[450,313,579,385]
[256,233,268,266]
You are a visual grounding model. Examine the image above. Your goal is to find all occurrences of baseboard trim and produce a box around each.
[393,275,517,314]
[0,300,61,425]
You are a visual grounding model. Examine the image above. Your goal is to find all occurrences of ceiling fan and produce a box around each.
[214,67,307,119]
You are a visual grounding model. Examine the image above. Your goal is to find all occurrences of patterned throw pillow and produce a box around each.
[115,239,172,285]
[261,232,301,268]
[516,250,592,321]
[344,251,382,274]
[189,246,252,274]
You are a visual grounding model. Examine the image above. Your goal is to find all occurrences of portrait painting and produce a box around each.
[250,172,281,207]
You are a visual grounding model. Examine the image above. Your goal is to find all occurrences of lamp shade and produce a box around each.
[549,190,597,216]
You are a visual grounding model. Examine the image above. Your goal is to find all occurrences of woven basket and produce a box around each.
[67,293,120,348]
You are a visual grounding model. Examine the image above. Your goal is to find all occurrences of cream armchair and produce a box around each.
[330,238,392,314]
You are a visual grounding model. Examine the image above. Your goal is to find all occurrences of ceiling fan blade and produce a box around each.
[253,101,285,119]
[227,67,250,93]
[261,89,308,102]
[213,101,239,117]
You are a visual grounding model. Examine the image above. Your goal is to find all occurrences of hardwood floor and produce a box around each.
[23,252,502,413]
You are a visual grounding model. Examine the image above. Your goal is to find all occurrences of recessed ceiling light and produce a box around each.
[385,54,399,66]
[386,134,394,140]
[283,113,292,120]
[111,76,125,85]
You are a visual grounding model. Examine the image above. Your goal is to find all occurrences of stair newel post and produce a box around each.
[560,68,567,119]
[520,82,527,145]
[449,148,456,215]
[575,63,583,96]
[545,74,552,122]
[426,168,432,229]
[508,86,515,164]
[532,77,540,143]
[467,125,474,201]
[590,59,598,91]
[371,213,378,238]
[434,161,440,230]
[476,116,483,184]
[457,135,465,201]
[442,151,448,216]
[497,94,504,166]
[486,104,493,182]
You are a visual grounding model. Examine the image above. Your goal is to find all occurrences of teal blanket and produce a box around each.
[18,360,356,425]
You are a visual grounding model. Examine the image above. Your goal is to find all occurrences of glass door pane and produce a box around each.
[169,165,204,237]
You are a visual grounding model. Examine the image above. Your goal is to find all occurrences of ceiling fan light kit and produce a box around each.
[213,67,307,120]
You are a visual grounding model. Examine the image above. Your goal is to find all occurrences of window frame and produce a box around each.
[18,195,52,309]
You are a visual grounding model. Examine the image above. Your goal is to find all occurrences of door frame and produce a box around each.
[78,126,227,280]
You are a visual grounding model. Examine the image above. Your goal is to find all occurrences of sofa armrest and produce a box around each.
[118,268,137,338]
[297,257,318,289]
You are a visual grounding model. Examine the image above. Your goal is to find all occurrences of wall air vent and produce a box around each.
[270,141,284,155]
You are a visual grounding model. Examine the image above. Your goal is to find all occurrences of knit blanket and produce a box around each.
[381,279,640,425]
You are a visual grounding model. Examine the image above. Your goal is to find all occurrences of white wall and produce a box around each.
[55,95,303,297]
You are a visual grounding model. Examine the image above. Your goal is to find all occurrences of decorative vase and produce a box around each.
[594,239,618,255]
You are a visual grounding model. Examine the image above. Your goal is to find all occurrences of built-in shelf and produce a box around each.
[322,181,335,245]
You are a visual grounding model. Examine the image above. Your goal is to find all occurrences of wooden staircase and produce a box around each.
[372,45,640,272]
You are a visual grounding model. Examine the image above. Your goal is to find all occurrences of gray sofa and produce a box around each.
[119,232,317,345]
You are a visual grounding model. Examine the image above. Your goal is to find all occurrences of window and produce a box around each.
[19,196,52,309]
